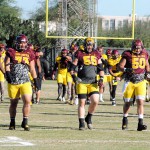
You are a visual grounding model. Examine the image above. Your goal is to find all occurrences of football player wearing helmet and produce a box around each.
[5,34,40,131]
[119,39,150,131]
[107,49,123,106]
[52,49,72,102]
[70,37,104,130]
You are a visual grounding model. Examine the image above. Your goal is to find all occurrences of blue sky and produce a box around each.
[15,0,150,19]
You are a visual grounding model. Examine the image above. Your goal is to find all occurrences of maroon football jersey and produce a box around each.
[75,50,101,84]
[6,48,35,84]
[122,49,148,74]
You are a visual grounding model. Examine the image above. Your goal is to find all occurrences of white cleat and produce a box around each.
[57,96,62,101]
[99,98,104,102]
[62,97,66,102]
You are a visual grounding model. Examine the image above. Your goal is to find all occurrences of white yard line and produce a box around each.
[0,136,34,146]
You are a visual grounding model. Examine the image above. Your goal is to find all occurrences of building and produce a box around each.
[100,15,150,30]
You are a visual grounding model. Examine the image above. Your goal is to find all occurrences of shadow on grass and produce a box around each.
[0,124,78,130]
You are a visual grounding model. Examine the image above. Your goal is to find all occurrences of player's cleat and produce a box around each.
[99,98,104,102]
[62,97,66,102]
[122,117,128,130]
[85,116,93,130]
[112,101,116,106]
[21,122,30,131]
[79,122,85,130]
[9,122,15,130]
[57,96,62,101]
[137,124,147,131]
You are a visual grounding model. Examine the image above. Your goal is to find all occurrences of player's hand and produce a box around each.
[33,78,40,91]
[145,72,150,81]
[52,74,55,80]
[98,76,104,87]
[116,77,121,81]
[38,72,43,80]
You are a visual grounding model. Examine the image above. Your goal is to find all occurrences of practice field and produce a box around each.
[0,80,150,150]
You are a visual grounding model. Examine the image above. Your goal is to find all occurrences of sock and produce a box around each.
[99,94,103,99]
[79,118,84,124]
[10,117,15,124]
[138,118,143,125]
[23,117,28,125]
[86,112,93,123]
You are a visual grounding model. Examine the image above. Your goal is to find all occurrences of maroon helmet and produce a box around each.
[61,49,68,55]
[112,49,119,55]
[131,39,144,54]
[106,49,112,55]
[15,34,28,51]
[112,49,119,59]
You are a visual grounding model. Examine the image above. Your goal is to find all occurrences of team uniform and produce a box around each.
[6,48,35,99]
[75,50,101,98]
[122,50,148,102]
[52,50,71,102]
[107,53,123,105]
[5,34,39,131]
[120,39,149,131]
[71,37,104,130]
[55,56,68,85]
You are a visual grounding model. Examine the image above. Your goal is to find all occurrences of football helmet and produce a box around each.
[85,37,94,46]
[131,39,144,54]
[15,34,28,51]
[106,49,112,55]
[61,49,68,55]
[112,49,119,59]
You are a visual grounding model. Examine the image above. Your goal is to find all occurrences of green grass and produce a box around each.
[0,80,150,150]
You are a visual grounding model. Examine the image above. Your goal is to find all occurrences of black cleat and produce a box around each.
[21,122,30,131]
[85,116,93,130]
[122,118,128,130]
[79,122,85,130]
[9,122,15,130]
[137,124,147,131]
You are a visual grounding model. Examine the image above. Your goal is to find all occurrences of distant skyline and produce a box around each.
[15,0,150,19]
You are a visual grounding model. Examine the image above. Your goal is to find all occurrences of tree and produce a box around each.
[0,0,21,18]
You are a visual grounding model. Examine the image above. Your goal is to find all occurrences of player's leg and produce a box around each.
[85,83,99,129]
[20,82,32,131]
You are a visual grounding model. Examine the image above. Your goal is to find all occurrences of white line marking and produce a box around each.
[0,136,34,146]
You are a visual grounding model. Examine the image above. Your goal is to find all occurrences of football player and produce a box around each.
[52,49,72,102]
[70,37,104,130]
[5,34,40,131]
[107,49,122,106]
[119,39,150,131]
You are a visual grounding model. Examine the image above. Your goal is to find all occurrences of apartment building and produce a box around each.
[100,15,150,30]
